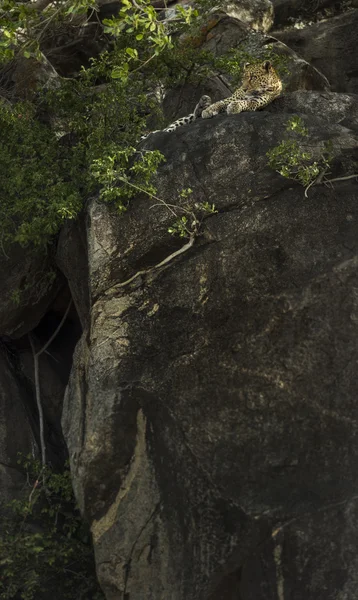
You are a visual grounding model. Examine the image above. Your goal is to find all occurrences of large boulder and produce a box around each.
[164,0,274,32]
[217,0,274,32]
[56,215,91,331]
[0,244,64,339]
[273,9,358,94]
[63,105,358,599]
[265,90,358,129]
[272,0,348,28]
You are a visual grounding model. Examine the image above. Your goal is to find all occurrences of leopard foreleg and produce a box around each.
[226,92,275,114]
[201,99,230,119]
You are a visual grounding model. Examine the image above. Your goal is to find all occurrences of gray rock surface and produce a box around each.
[265,90,358,129]
[273,9,358,93]
[0,244,63,338]
[220,0,274,32]
[56,216,91,331]
[272,0,347,27]
[63,109,358,599]
[164,0,274,32]
[1,1,357,598]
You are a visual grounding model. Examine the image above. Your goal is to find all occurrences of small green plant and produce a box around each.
[91,153,216,240]
[198,201,218,215]
[168,215,191,238]
[168,192,217,238]
[0,0,214,248]
[267,116,334,191]
[9,289,21,306]
[0,454,104,600]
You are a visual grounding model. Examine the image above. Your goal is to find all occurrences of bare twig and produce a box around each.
[32,0,55,12]
[130,53,156,75]
[38,298,72,357]
[324,173,358,184]
[29,476,42,503]
[305,172,358,197]
[0,236,10,260]
[304,175,319,198]
[37,4,68,42]
[28,298,72,466]
[29,336,46,466]
[118,178,196,237]
[118,177,178,219]
[113,234,195,290]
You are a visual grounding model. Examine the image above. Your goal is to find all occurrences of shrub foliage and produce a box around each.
[267,116,334,188]
[0,455,104,600]
[0,0,291,247]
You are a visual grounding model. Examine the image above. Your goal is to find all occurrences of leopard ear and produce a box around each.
[244,62,250,68]
[263,60,272,71]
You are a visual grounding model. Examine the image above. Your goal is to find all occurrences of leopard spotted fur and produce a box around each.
[202,61,282,118]
[141,95,212,139]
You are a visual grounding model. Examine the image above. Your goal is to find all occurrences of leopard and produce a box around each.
[141,94,212,139]
[201,60,282,119]
[140,61,282,139]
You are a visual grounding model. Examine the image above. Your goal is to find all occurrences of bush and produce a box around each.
[0,455,104,600]
[267,116,333,188]
[0,101,83,246]
[0,0,288,248]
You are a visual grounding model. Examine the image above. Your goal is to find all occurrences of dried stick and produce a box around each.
[29,298,72,466]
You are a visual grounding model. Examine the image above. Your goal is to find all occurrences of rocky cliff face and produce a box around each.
[1,2,358,599]
[60,101,358,599]
[273,8,358,94]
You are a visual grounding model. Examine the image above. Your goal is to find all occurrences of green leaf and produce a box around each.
[125,47,138,59]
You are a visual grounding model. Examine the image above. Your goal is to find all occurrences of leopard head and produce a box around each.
[241,61,282,95]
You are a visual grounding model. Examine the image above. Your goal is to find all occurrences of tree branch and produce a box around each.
[114,234,195,289]
[29,336,46,466]
[32,0,55,12]
[28,298,72,466]
[324,173,358,184]
[37,298,72,357]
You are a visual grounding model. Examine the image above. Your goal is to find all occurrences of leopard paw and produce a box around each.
[201,107,216,119]
[201,99,228,119]
[193,95,212,118]
[226,102,244,115]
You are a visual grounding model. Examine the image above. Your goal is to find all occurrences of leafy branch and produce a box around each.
[91,148,217,239]
[267,116,335,196]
